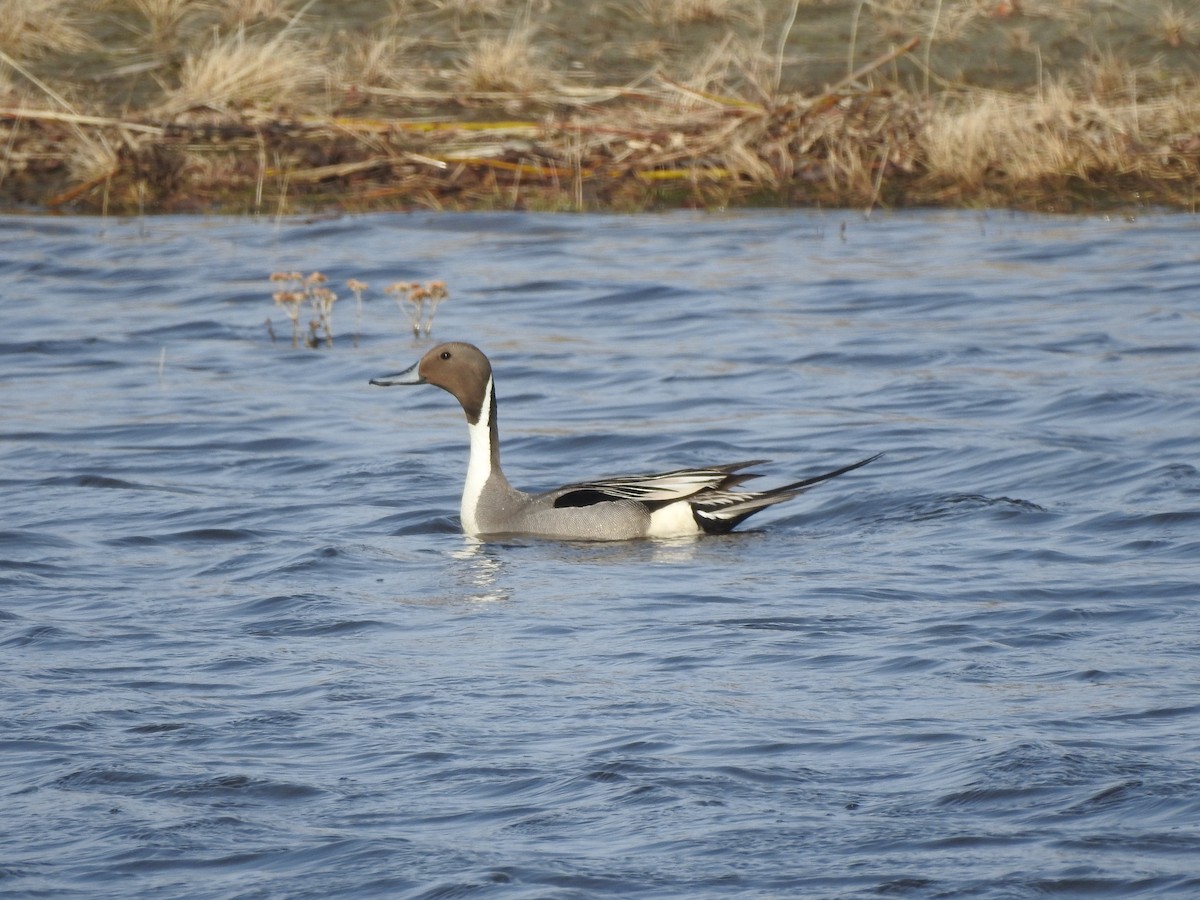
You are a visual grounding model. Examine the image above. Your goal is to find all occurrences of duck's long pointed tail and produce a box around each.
[692,452,883,534]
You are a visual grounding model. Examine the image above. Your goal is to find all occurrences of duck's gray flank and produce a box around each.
[370,341,881,541]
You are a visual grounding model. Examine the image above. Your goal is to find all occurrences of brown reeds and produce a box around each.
[386,281,450,337]
[2,0,1199,214]
[268,274,450,348]
[270,271,337,348]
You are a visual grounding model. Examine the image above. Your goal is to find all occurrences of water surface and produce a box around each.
[3,210,1199,897]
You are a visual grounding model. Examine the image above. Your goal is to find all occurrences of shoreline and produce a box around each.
[2,0,1198,215]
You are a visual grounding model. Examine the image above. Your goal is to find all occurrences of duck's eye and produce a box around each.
[440,351,451,360]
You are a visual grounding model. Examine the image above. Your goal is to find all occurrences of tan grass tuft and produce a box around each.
[65,133,121,186]
[215,0,303,28]
[163,25,325,115]
[1078,50,1154,102]
[674,31,767,99]
[635,0,757,27]
[0,0,93,60]
[921,81,1137,191]
[128,0,198,50]
[1154,2,1198,47]
[454,21,557,95]
[332,35,418,90]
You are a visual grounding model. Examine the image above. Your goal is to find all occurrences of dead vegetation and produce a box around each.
[0,0,94,61]
[1,0,1198,213]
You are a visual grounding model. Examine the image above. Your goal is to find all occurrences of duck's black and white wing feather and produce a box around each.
[549,461,765,510]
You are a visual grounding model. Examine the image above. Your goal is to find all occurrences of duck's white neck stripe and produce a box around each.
[461,376,495,536]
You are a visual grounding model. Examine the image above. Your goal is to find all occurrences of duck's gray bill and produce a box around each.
[369,360,424,387]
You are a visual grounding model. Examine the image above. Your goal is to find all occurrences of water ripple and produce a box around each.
[2,210,1199,898]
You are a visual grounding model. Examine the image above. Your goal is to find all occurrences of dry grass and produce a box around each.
[216,0,303,28]
[454,19,557,96]
[674,32,760,97]
[922,77,1200,202]
[127,0,197,49]
[332,35,419,90]
[2,0,1199,213]
[1077,50,1160,103]
[1154,2,1198,48]
[924,85,1083,186]
[65,133,121,187]
[429,0,511,18]
[635,0,757,27]
[162,25,325,114]
[0,0,93,60]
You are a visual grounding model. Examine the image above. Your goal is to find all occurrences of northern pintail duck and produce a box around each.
[371,342,880,541]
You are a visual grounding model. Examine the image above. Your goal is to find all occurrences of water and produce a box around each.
[2,209,1199,898]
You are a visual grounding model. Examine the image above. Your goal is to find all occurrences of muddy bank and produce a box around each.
[2,0,1198,214]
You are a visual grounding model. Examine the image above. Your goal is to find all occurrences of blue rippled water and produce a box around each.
[2,210,1199,897]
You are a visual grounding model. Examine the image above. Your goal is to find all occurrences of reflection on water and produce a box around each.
[2,210,1200,898]
[450,541,510,604]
